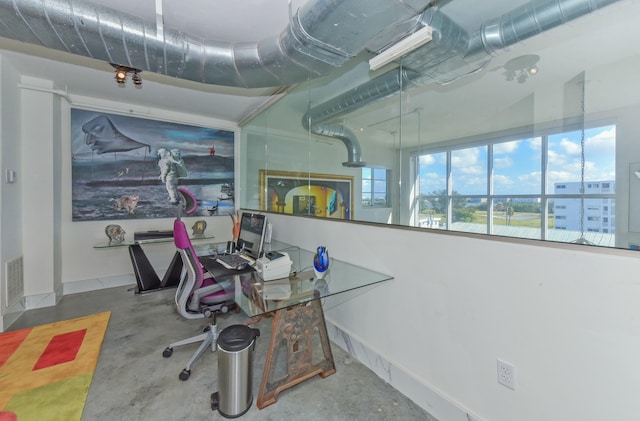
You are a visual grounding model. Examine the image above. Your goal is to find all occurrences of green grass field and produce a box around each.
[425,211,555,228]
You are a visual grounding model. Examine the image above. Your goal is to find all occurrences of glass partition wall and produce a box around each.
[241,0,640,251]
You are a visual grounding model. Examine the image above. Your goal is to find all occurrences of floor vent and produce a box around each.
[5,256,24,307]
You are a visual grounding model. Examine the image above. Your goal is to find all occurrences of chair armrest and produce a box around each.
[188,282,223,312]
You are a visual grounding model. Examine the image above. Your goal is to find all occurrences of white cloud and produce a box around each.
[494,140,518,154]
[528,138,542,150]
[419,154,435,166]
[494,156,513,169]
[452,147,481,167]
[493,174,514,187]
[547,149,567,166]
[455,175,485,189]
[420,172,445,192]
[560,138,581,155]
[547,170,576,188]
[460,165,485,175]
[586,126,615,152]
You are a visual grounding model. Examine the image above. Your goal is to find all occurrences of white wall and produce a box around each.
[57,97,239,287]
[0,57,22,329]
[1,85,240,313]
[4,60,640,421]
[267,212,640,421]
[21,77,58,308]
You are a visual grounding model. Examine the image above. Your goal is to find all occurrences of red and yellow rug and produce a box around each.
[0,311,111,421]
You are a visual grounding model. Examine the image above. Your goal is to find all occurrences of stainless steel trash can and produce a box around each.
[211,325,260,418]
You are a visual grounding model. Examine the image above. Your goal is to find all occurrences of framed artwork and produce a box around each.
[259,170,353,219]
[71,108,235,221]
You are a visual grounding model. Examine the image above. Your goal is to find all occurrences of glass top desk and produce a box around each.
[196,240,393,409]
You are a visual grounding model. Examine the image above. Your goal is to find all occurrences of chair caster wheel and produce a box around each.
[179,369,191,381]
[163,347,173,358]
[211,392,219,411]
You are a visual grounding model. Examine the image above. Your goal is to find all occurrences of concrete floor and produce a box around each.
[10,285,435,420]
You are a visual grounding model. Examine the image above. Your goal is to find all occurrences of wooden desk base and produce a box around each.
[256,299,336,409]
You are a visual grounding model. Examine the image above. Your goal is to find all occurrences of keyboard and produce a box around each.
[216,253,254,270]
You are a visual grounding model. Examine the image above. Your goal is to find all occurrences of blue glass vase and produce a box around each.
[313,246,330,280]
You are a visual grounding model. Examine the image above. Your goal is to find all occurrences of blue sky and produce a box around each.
[419,124,616,196]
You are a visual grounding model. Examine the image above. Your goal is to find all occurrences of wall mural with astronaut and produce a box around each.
[71,108,235,221]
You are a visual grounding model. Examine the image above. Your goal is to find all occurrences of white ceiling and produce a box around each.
[0,0,530,125]
[0,0,309,122]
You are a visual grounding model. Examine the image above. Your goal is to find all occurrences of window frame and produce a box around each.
[362,166,391,208]
[412,121,616,246]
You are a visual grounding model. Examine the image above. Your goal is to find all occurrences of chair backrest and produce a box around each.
[173,219,206,319]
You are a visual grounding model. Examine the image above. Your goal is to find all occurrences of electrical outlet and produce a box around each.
[497,359,516,390]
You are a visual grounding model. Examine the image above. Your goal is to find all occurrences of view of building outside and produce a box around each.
[416,124,616,246]
[553,181,615,233]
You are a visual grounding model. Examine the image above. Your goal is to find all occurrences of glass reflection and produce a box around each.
[240,1,637,250]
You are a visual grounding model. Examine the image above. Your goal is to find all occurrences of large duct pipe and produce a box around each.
[302,68,422,167]
[476,0,620,56]
[0,0,431,88]
[313,123,366,167]
[305,0,621,165]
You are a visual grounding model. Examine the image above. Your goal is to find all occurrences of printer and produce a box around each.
[255,251,292,281]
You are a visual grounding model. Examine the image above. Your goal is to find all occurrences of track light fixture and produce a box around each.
[110,63,142,88]
[132,72,142,86]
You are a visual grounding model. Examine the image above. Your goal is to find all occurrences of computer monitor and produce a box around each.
[236,212,267,259]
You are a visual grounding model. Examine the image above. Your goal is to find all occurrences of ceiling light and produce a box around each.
[110,63,142,88]
[132,72,142,87]
[115,69,127,84]
[369,25,433,71]
[502,54,540,84]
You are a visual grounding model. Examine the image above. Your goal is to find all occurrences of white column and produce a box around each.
[21,77,60,307]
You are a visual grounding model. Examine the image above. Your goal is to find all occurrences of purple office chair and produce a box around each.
[162,190,234,381]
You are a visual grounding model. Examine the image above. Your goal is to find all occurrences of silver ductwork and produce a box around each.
[0,0,430,88]
[304,0,621,166]
[302,68,422,167]
[0,0,621,167]
[0,0,431,168]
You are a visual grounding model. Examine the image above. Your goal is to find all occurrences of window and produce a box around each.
[362,167,390,207]
[416,124,615,246]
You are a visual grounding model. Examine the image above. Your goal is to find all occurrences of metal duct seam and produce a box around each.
[0,0,432,166]
[302,68,422,167]
[0,0,431,88]
[474,0,622,57]
[304,0,621,166]
[313,123,366,167]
